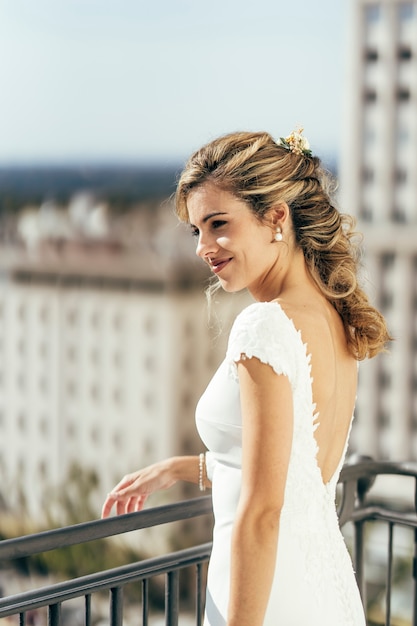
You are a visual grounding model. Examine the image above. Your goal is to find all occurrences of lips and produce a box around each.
[209,258,232,274]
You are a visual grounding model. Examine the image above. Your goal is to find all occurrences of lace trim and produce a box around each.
[226,301,299,383]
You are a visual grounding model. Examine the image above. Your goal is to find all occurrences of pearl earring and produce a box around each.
[274,227,283,242]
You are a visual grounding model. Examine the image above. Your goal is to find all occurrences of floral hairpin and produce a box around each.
[279,126,312,157]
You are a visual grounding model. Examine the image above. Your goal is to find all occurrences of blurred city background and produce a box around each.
[0,0,416,624]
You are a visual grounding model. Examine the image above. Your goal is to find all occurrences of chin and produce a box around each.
[219,280,246,294]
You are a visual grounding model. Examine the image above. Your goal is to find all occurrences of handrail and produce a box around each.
[0,495,213,561]
[3,460,417,562]
[338,457,417,526]
[340,458,417,481]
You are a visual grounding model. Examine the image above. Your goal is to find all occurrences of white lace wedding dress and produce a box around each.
[196,302,366,626]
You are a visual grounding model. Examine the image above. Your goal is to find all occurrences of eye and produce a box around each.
[212,220,227,229]
[190,226,199,238]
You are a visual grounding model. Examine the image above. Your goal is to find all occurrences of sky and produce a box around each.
[0,0,349,166]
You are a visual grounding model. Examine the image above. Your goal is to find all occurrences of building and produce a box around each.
[0,200,250,527]
[340,0,417,460]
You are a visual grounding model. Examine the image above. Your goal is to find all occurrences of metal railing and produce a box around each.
[338,458,417,626]
[0,459,417,625]
[0,496,213,625]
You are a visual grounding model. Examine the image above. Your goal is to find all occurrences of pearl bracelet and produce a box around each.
[199,453,206,492]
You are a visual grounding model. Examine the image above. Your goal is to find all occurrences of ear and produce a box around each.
[267,202,290,227]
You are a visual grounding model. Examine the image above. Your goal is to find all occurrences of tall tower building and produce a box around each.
[340,0,417,459]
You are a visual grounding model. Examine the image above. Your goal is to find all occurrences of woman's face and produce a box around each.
[186,183,282,298]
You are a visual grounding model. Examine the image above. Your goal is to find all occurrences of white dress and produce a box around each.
[196,302,366,626]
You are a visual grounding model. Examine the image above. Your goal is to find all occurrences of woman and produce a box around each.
[102,129,390,625]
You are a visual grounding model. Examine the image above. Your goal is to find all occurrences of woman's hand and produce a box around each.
[101,455,207,518]
[101,458,177,518]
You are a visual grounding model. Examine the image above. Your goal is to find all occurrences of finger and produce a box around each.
[135,495,148,511]
[116,498,128,516]
[126,497,137,514]
[101,495,116,519]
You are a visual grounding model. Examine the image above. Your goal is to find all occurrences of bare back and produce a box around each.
[277,296,357,485]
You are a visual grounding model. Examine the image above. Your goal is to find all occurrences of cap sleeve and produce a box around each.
[226,302,300,384]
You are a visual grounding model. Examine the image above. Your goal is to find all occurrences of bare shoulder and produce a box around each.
[273,296,351,361]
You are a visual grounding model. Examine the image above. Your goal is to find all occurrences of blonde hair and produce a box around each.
[176,131,391,360]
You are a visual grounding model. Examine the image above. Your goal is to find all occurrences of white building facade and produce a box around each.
[340,0,417,460]
[0,270,250,521]
[0,213,251,524]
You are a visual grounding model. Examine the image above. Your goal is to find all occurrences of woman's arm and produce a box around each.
[227,356,293,626]
[101,455,211,518]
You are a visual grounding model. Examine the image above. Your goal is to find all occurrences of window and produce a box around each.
[377,409,390,428]
[363,166,375,183]
[397,87,411,101]
[113,387,123,406]
[39,341,49,359]
[39,416,49,435]
[365,48,379,62]
[38,460,47,479]
[395,168,407,184]
[364,88,377,103]
[90,383,101,401]
[17,412,26,432]
[398,3,415,21]
[359,205,373,222]
[144,316,156,335]
[38,376,48,394]
[397,127,410,145]
[378,369,391,388]
[398,45,412,60]
[381,252,395,270]
[91,426,101,444]
[66,308,78,326]
[17,338,25,356]
[364,127,376,146]
[365,4,381,23]
[39,305,49,324]
[392,207,406,223]
[90,311,101,329]
[66,379,77,397]
[113,350,123,369]
[112,313,123,331]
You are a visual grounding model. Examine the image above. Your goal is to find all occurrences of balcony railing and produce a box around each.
[0,459,417,626]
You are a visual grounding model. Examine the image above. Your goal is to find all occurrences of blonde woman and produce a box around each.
[102,129,390,625]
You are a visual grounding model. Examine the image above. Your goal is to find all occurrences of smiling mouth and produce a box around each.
[210,258,232,274]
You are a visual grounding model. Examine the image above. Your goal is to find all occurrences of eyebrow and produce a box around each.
[190,211,228,227]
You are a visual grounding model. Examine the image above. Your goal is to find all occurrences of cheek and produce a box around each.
[217,235,231,248]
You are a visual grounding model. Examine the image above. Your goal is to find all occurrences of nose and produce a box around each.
[195,231,217,260]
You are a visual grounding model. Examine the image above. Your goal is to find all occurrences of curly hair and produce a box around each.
[175,131,391,360]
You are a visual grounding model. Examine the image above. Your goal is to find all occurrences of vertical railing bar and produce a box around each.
[413,526,417,626]
[142,578,149,626]
[165,570,179,626]
[386,522,394,626]
[413,478,417,626]
[110,587,123,626]
[85,593,91,626]
[196,562,204,626]
[354,519,365,604]
[19,612,25,626]
[48,602,61,626]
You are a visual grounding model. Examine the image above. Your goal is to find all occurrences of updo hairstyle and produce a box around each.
[175,131,391,359]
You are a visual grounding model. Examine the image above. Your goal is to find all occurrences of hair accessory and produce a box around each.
[274,227,283,242]
[199,453,206,491]
[279,126,312,157]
